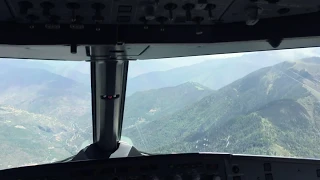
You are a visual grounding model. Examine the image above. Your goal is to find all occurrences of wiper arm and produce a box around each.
[54,155,75,163]
[54,144,152,164]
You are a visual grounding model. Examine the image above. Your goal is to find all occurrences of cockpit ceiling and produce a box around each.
[0,0,319,60]
[2,0,319,25]
[1,36,320,61]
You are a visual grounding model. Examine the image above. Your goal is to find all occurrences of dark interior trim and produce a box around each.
[0,12,319,45]
[90,62,97,143]
[118,61,128,139]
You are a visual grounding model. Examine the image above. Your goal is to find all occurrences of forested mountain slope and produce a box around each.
[124,82,213,128]
[123,58,320,158]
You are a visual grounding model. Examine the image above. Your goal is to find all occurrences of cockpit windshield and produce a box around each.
[0,59,92,170]
[3,47,320,170]
[123,47,320,159]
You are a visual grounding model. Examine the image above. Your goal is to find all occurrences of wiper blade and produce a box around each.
[54,149,152,164]
[54,155,75,163]
[139,151,157,156]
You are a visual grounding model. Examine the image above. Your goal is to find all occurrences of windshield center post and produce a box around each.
[89,45,129,157]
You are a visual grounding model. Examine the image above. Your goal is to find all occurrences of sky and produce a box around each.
[154,47,320,67]
[127,47,320,78]
[150,52,245,68]
[2,46,320,79]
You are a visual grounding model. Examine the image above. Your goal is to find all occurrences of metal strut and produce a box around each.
[90,46,129,153]
[72,45,130,160]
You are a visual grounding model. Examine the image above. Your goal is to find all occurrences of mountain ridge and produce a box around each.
[126,53,284,95]
[123,58,320,158]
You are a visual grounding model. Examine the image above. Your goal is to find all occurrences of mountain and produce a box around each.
[0,63,91,122]
[123,58,320,158]
[46,61,91,85]
[123,82,213,128]
[126,53,284,95]
[0,105,87,168]
[0,58,180,169]
[128,60,174,78]
[2,55,320,170]
[0,59,91,85]
[0,61,92,169]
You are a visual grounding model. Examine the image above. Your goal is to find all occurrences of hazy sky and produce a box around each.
[156,47,320,67]
[2,46,320,78]
[131,47,320,74]
[150,52,245,68]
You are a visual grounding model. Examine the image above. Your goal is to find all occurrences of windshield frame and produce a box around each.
[90,46,129,152]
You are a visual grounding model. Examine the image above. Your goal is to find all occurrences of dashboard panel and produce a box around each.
[1,153,320,180]
[0,0,319,46]
[7,0,234,25]
[0,0,320,59]
[3,0,319,25]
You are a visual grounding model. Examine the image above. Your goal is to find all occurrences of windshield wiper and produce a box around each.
[54,155,75,163]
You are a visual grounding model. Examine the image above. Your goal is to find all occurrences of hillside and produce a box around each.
[46,61,91,85]
[0,63,91,122]
[0,59,91,85]
[126,53,284,95]
[123,82,213,128]
[123,58,320,158]
[0,62,92,169]
[128,60,174,78]
[0,105,92,169]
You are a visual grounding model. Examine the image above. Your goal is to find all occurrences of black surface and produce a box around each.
[0,153,228,180]
[3,153,320,180]
[0,12,318,45]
